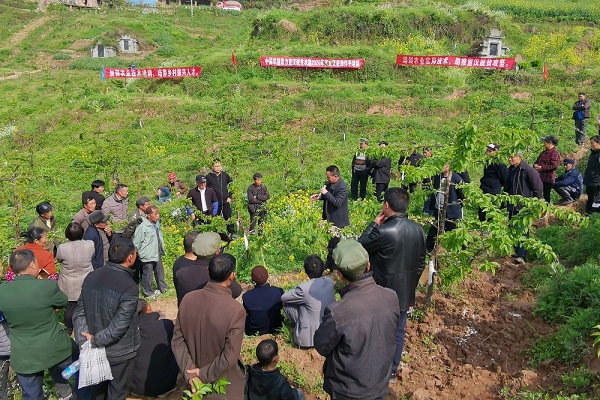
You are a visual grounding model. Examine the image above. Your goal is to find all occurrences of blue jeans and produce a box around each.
[391,311,408,374]
[17,355,75,400]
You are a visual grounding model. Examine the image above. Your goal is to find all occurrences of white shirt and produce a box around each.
[199,188,208,212]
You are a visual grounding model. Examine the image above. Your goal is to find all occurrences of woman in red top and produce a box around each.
[6,227,57,281]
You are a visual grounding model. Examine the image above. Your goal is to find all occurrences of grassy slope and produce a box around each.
[0,0,599,258]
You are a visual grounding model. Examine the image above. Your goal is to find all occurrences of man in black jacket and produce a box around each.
[371,140,392,202]
[73,238,141,399]
[206,160,236,238]
[505,151,543,264]
[585,136,600,214]
[131,300,179,397]
[479,143,508,221]
[314,239,399,399]
[358,187,426,381]
[310,165,349,228]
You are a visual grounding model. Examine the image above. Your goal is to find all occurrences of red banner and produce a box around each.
[396,55,515,70]
[260,56,364,69]
[102,66,202,79]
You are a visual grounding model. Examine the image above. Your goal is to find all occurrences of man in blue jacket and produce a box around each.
[553,158,583,205]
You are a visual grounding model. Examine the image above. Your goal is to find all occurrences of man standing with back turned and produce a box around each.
[358,187,426,382]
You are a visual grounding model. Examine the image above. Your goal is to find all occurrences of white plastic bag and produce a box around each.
[78,340,113,388]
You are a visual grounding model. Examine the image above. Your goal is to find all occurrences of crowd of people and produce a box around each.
[2,104,600,399]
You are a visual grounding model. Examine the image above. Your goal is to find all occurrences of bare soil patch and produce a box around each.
[445,89,467,100]
[511,92,532,100]
[367,102,411,117]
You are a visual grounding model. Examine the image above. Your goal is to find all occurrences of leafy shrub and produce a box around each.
[69,57,132,70]
[537,215,600,266]
[53,53,71,60]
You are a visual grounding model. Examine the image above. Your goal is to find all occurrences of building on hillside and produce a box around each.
[90,41,117,58]
[119,36,140,52]
[478,28,510,57]
[59,0,100,8]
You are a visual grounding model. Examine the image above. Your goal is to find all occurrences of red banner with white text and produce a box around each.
[102,66,202,79]
[396,55,515,70]
[260,56,364,69]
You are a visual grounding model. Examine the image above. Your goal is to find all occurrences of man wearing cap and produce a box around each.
[505,151,543,264]
[133,206,168,298]
[314,240,399,400]
[370,140,392,202]
[479,143,508,221]
[187,174,219,223]
[173,232,242,306]
[242,266,284,336]
[247,173,270,235]
[358,187,426,381]
[534,136,561,203]
[206,160,236,238]
[310,165,350,228]
[573,92,591,145]
[29,202,58,254]
[83,210,112,269]
[350,138,371,200]
[167,172,188,198]
[553,159,583,205]
[172,253,246,400]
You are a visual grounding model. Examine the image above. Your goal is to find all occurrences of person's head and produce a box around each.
[168,172,176,183]
[145,205,160,223]
[89,210,110,228]
[423,147,432,158]
[383,187,409,215]
[192,232,221,259]
[486,143,499,157]
[183,231,200,254]
[65,222,84,241]
[578,92,586,101]
[251,266,269,285]
[378,140,388,148]
[303,254,324,279]
[509,151,523,167]
[208,253,236,284]
[35,202,53,220]
[137,299,152,315]
[212,160,222,174]
[325,165,341,184]
[196,174,207,189]
[591,135,600,150]
[91,180,105,193]
[115,184,128,200]
[25,227,47,246]
[543,135,558,149]
[108,238,137,267]
[136,196,151,212]
[253,173,263,186]
[9,249,38,277]
[256,339,279,368]
[83,197,96,213]
[332,240,370,282]
[443,163,451,175]
[563,158,575,171]
[359,138,369,149]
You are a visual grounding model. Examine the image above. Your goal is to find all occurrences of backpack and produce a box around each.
[122,217,142,238]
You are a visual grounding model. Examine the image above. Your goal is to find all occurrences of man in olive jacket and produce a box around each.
[73,238,141,399]
[315,240,399,400]
[172,253,246,399]
[0,249,77,400]
[358,187,426,380]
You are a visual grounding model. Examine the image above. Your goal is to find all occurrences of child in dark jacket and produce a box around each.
[248,339,305,400]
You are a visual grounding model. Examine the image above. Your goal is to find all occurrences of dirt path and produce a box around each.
[5,16,53,48]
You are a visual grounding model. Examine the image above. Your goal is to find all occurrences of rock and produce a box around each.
[425,379,436,390]
[522,370,538,386]
[413,388,435,400]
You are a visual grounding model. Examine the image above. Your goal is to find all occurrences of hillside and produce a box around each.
[1,0,600,398]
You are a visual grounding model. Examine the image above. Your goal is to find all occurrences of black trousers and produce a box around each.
[218,203,235,234]
[426,220,458,253]
[64,301,77,336]
[90,357,134,400]
[586,185,600,214]
[351,170,370,199]
[542,182,553,203]
[375,183,388,202]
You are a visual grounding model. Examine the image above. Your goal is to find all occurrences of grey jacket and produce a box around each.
[0,320,9,357]
[132,218,165,263]
[281,277,335,348]
[101,194,129,222]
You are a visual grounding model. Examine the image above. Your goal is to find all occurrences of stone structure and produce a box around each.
[119,36,140,52]
[479,29,510,58]
[90,41,117,58]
